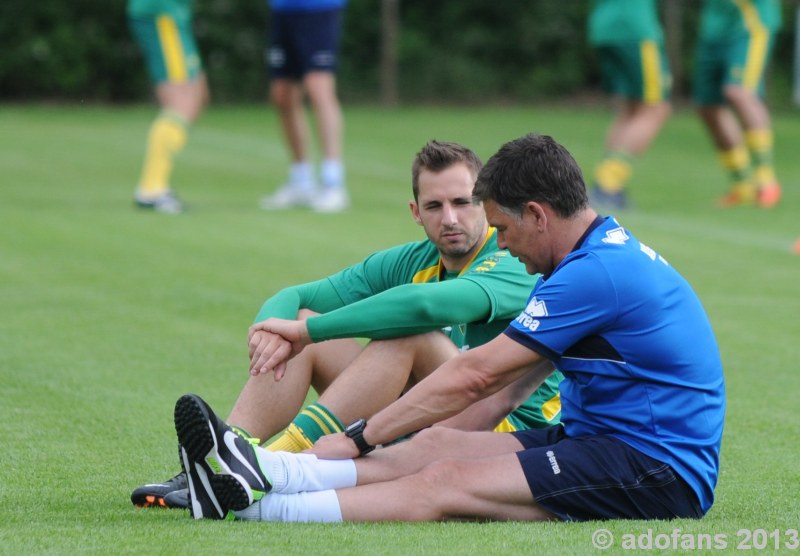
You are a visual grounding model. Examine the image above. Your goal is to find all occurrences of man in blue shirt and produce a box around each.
[260,0,350,213]
[172,133,725,523]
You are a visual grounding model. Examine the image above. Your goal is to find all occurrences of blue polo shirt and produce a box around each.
[505,216,725,513]
[270,0,346,11]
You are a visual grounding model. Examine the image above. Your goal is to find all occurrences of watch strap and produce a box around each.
[344,419,375,456]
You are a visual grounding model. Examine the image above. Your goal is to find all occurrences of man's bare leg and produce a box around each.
[270,79,309,163]
[303,71,342,161]
[260,331,457,451]
[697,105,742,150]
[333,428,556,521]
[605,100,670,156]
[697,103,757,205]
[229,418,555,522]
[316,331,459,425]
[591,99,670,207]
[339,452,556,522]
[723,84,781,207]
[352,426,524,485]
[228,337,362,441]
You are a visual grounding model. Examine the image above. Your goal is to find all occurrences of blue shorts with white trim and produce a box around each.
[267,9,342,79]
[513,425,703,521]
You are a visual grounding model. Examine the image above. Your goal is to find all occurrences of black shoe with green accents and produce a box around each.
[174,394,272,519]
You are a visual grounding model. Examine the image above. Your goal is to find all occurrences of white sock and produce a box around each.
[234,490,343,522]
[254,448,357,493]
[289,161,315,190]
[320,159,344,190]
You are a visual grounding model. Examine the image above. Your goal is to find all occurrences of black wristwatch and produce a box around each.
[344,418,375,456]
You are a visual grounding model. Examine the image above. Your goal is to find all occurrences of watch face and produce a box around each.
[346,419,364,433]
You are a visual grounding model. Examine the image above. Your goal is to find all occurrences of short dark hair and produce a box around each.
[411,140,483,201]
[473,133,588,218]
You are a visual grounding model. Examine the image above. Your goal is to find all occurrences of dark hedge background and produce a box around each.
[0,0,796,106]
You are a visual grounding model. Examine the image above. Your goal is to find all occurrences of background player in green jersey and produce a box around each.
[127,0,208,213]
[587,0,672,210]
[131,140,562,508]
[693,0,782,208]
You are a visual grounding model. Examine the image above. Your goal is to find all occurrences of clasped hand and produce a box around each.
[247,318,311,379]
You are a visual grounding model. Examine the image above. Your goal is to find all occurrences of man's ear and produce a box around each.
[525,201,547,231]
[409,200,423,225]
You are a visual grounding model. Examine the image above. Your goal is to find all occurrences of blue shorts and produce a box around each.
[266,9,342,79]
[512,426,703,522]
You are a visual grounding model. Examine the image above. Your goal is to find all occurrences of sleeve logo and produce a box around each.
[514,296,547,332]
[602,227,629,245]
[524,296,548,317]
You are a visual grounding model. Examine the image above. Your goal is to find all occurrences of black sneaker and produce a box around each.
[134,190,185,214]
[174,394,272,518]
[162,488,189,510]
[179,445,242,519]
[130,472,187,508]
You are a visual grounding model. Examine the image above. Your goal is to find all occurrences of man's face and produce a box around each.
[484,199,546,276]
[411,163,487,266]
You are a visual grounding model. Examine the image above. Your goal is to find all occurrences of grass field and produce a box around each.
[1,102,799,554]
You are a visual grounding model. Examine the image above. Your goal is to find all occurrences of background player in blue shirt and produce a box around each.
[259,0,350,213]
[171,133,726,523]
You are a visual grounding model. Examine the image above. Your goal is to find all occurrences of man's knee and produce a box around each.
[722,84,756,108]
[303,71,336,97]
[373,330,455,355]
[411,457,476,519]
[270,81,298,110]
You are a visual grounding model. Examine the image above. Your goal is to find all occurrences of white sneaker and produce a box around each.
[260,184,315,210]
[311,187,349,213]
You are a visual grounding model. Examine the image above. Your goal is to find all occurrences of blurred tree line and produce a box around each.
[0,0,796,106]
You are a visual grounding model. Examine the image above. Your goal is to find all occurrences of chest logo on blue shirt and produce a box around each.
[515,296,548,332]
[602,227,630,245]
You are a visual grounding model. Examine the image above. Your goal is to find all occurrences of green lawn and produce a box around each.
[1,103,798,554]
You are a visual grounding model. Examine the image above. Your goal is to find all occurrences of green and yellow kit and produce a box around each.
[588,0,671,104]
[694,0,782,104]
[128,0,202,83]
[256,228,563,431]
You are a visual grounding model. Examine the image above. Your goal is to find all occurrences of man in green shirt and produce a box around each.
[693,0,782,208]
[587,0,672,210]
[127,0,208,213]
[131,140,563,509]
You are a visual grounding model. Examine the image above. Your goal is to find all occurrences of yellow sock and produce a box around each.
[137,112,188,197]
[745,129,777,187]
[594,153,634,194]
[265,423,314,453]
[719,146,755,201]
